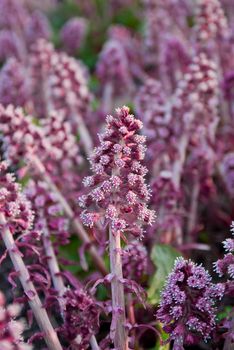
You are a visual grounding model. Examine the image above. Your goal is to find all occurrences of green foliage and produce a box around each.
[148,244,181,305]
[217,305,233,321]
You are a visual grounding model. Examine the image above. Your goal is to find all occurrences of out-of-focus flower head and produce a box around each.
[96,39,133,95]
[195,0,228,44]
[0,0,29,32]
[0,58,32,110]
[42,110,82,167]
[60,17,88,54]
[0,105,52,165]
[0,30,22,61]
[160,36,191,92]
[25,10,51,45]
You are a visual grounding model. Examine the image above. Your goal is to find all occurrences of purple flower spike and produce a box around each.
[79,105,156,238]
[157,257,224,348]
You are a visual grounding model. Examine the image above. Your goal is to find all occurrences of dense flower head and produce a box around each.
[214,221,234,279]
[160,36,191,91]
[157,257,225,346]
[29,38,54,74]
[0,160,34,232]
[0,30,22,61]
[42,110,82,166]
[96,39,132,94]
[122,241,148,282]
[108,25,142,79]
[60,17,88,54]
[25,10,51,45]
[0,291,32,350]
[0,58,32,109]
[30,39,91,120]
[47,51,91,119]
[143,2,171,65]
[135,79,169,143]
[171,53,219,139]
[195,0,228,44]
[29,39,55,117]
[79,106,155,237]
[61,288,100,349]
[0,105,52,165]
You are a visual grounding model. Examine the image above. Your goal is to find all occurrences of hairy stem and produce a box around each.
[109,227,128,350]
[0,212,63,350]
[30,154,107,276]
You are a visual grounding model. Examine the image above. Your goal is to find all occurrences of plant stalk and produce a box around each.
[109,227,128,350]
[0,212,63,350]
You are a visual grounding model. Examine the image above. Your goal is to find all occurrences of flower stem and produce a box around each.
[0,212,63,350]
[109,227,128,350]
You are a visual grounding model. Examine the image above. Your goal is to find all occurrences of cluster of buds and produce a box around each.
[60,17,88,54]
[0,292,32,350]
[80,106,155,237]
[157,257,225,348]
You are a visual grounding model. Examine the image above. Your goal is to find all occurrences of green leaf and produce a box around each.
[148,244,181,305]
